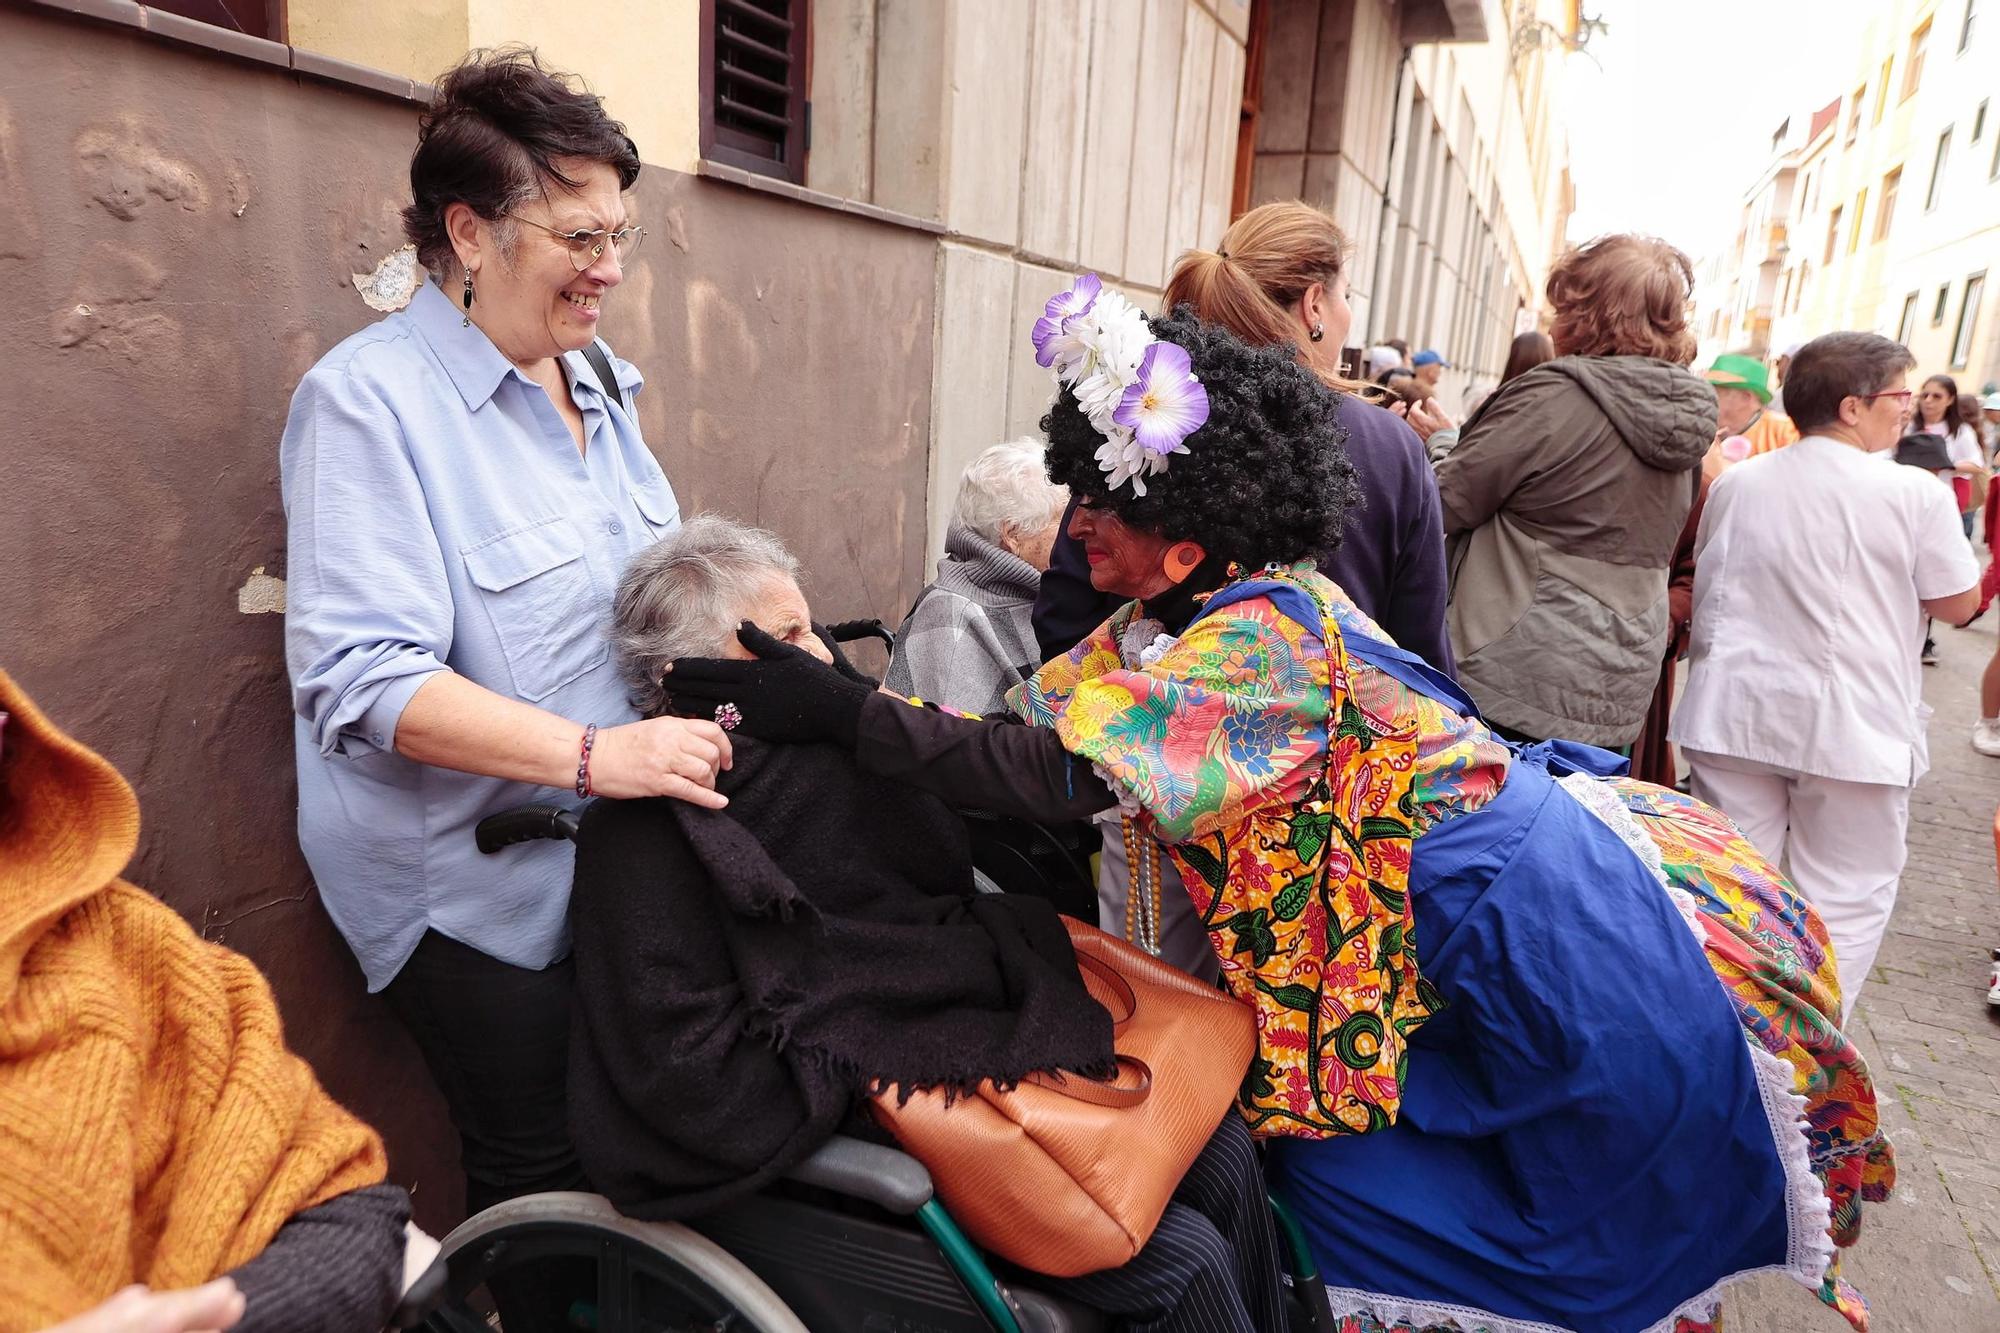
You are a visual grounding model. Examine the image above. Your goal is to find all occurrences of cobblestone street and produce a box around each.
[1729,612,2000,1331]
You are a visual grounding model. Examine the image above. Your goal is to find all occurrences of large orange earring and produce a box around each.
[1161,541,1205,583]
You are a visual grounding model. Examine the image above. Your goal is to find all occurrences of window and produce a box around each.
[1961,0,1978,52]
[1794,262,1811,312]
[1874,58,1893,122]
[1951,273,1985,368]
[1905,19,1931,99]
[1825,206,1843,264]
[1898,291,1920,343]
[1846,85,1866,143]
[1934,284,1953,325]
[1926,129,1953,209]
[1876,168,1901,241]
[1993,123,2000,178]
[1849,188,1868,253]
[1976,99,1990,142]
[700,0,809,184]
[147,0,278,36]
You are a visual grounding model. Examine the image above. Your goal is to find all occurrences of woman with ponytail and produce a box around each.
[1030,201,1453,678]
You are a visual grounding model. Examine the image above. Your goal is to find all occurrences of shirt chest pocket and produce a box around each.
[462,517,608,703]
[631,483,680,539]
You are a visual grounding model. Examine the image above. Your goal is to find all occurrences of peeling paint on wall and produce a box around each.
[351,243,423,313]
[74,119,208,220]
[236,566,286,614]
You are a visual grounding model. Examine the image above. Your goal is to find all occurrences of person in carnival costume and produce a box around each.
[661,284,1894,1333]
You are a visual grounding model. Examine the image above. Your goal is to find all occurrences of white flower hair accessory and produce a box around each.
[1030,275,1210,496]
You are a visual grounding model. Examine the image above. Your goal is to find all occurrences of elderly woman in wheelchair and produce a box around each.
[497,513,1284,1333]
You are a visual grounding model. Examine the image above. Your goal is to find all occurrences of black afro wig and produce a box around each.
[1040,306,1355,569]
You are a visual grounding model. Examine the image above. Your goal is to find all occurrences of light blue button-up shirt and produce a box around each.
[282,280,680,991]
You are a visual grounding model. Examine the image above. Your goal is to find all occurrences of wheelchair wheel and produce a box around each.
[418,1191,809,1333]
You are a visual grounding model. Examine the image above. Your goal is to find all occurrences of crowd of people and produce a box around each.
[9,40,1997,1333]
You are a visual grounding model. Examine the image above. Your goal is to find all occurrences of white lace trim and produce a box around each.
[1310,778,1839,1332]
[1093,762,1145,819]
[1119,616,1170,668]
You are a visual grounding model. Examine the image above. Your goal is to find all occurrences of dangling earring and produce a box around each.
[1160,541,1205,583]
[1309,321,1325,343]
[461,270,475,327]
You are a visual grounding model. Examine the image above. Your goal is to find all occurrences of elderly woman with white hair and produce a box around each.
[569,513,1287,1333]
[886,439,1068,714]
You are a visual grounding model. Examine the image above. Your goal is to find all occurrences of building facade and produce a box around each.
[1245,0,1577,410]
[1701,0,1999,390]
[0,0,1566,1228]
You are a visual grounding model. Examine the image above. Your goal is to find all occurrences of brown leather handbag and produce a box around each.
[868,918,1256,1277]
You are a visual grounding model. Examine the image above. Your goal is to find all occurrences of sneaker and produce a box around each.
[1976,721,2000,756]
[1922,641,1940,666]
[1989,948,2000,1007]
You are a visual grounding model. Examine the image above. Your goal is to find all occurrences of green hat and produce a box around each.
[1704,354,1772,404]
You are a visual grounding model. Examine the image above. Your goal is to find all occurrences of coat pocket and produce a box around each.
[462,516,607,702]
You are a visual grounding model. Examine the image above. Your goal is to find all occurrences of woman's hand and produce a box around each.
[588,716,734,806]
[41,1281,244,1333]
[665,624,873,748]
[1389,396,1456,442]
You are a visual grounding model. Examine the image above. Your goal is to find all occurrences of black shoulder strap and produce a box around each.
[580,339,628,415]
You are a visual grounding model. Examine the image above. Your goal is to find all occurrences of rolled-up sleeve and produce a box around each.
[282,367,452,757]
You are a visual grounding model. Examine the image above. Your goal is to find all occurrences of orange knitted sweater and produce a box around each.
[0,670,387,1329]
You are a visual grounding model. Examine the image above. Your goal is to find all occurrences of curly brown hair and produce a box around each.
[1545,234,1697,365]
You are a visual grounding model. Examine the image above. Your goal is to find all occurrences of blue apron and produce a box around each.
[1211,580,1791,1332]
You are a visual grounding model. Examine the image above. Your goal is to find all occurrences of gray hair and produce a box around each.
[612,513,800,717]
[949,438,1069,548]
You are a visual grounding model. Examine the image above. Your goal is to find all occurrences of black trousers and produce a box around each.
[383,930,588,1216]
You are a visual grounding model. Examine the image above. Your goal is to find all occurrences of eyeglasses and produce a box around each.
[508,215,646,271]
[1862,389,1913,405]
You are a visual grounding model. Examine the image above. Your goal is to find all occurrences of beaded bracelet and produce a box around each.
[575,722,598,799]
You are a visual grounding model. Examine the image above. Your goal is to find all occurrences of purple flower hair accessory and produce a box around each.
[1114,342,1210,456]
[1031,273,1102,367]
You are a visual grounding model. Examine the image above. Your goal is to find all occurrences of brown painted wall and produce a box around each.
[0,5,934,1234]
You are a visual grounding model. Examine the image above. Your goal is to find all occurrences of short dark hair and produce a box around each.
[403,48,641,275]
[1040,308,1355,568]
[1784,332,1916,432]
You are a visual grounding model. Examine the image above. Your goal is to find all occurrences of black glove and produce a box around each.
[666,622,873,748]
[814,620,883,688]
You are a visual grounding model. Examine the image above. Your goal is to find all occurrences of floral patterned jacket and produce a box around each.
[1009,562,1504,1137]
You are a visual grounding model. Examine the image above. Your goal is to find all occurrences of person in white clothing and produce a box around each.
[1670,332,1980,1017]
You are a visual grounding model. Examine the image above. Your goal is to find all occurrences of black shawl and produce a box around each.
[567,738,1115,1220]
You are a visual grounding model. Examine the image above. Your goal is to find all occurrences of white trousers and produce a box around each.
[1684,750,1911,1019]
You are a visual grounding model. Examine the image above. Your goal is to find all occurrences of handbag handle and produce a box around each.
[1072,948,1138,1027]
[1024,1055,1153,1108]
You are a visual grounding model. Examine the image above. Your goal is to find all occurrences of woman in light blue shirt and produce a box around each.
[281,50,730,1217]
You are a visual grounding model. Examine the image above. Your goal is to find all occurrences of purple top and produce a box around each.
[1033,394,1454,676]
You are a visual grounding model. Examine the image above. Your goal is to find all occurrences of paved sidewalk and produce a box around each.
[1727,613,2000,1331]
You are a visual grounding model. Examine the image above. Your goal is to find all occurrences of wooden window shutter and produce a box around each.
[702,0,810,184]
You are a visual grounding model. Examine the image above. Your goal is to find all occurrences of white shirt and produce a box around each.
[1670,435,1977,786]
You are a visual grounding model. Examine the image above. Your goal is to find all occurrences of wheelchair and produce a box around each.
[390,795,1339,1333]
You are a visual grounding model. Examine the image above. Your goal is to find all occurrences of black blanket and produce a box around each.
[567,738,1116,1220]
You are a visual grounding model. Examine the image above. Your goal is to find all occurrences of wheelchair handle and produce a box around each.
[474,804,581,853]
[825,617,895,651]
